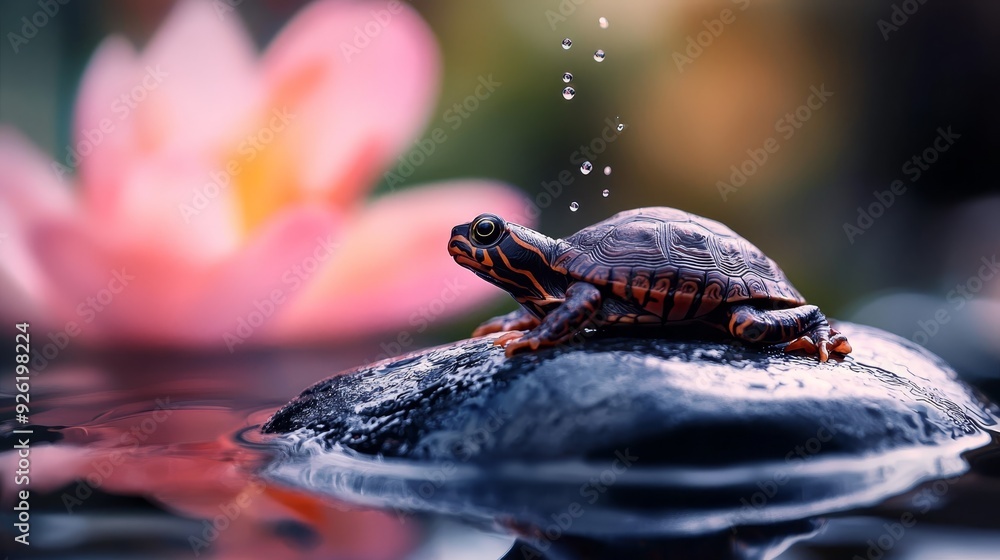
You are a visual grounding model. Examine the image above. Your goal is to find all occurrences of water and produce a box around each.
[2,338,997,559]
[267,436,997,545]
[594,49,606,62]
[580,161,593,174]
[0,347,421,560]
[561,38,572,50]
[603,165,612,175]
[562,86,576,100]
[617,123,624,131]
[570,201,580,211]
[602,189,610,197]
[599,17,609,29]
[562,72,573,83]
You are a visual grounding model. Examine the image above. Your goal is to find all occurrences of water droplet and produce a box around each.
[617,123,624,132]
[562,72,573,83]
[570,202,580,212]
[602,189,610,197]
[603,166,612,175]
[561,38,573,50]
[562,86,576,100]
[580,161,593,175]
[594,49,605,62]
[599,17,609,29]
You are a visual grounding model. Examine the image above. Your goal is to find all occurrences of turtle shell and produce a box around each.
[552,207,805,321]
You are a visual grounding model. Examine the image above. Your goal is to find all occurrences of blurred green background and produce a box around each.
[2,0,998,391]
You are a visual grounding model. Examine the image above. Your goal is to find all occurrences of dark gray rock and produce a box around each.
[262,323,999,559]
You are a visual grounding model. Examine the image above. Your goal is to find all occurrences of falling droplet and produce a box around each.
[599,17,609,29]
[603,166,612,175]
[602,189,610,197]
[580,161,593,175]
[561,38,573,50]
[617,123,625,132]
[570,202,580,212]
[594,49,606,62]
[562,86,576,100]
[562,72,573,83]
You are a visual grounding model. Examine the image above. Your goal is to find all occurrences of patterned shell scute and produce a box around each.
[560,208,805,317]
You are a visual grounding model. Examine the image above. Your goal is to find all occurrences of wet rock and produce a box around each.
[262,323,999,559]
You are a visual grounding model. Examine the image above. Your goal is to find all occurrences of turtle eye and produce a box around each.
[469,214,505,246]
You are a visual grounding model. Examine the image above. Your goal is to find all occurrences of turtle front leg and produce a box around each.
[502,283,603,357]
[472,308,540,337]
[727,304,852,362]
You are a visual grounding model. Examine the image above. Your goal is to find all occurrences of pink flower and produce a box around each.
[0,0,529,348]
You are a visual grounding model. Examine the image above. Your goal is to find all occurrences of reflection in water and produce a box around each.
[0,347,420,559]
[264,435,987,537]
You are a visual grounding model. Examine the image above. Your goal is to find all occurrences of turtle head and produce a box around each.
[449,213,567,302]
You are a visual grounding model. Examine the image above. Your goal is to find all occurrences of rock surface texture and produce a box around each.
[262,323,999,559]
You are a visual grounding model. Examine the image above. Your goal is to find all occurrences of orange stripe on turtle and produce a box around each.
[668,275,701,321]
[509,233,553,266]
[729,311,757,338]
[610,268,631,299]
[495,246,549,298]
[646,275,672,319]
[630,269,652,307]
[695,270,728,317]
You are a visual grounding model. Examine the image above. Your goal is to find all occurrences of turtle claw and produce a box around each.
[784,330,852,363]
[474,321,514,338]
[829,328,853,355]
[502,335,542,357]
[473,324,499,337]
[491,331,544,357]
[493,331,525,348]
[473,311,540,337]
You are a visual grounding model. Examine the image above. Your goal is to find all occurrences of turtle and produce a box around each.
[448,207,852,361]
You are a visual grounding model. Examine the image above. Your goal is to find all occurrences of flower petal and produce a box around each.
[275,180,532,341]
[261,0,440,207]
[73,35,140,219]
[74,0,262,241]
[0,128,75,325]
[134,0,261,156]
[28,206,341,346]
